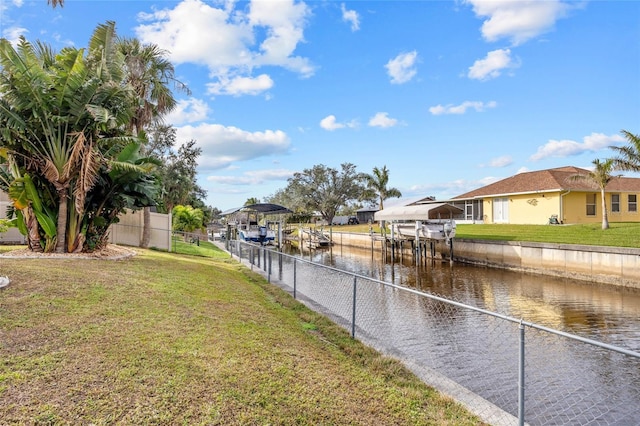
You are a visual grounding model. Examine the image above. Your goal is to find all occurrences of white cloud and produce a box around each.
[2,26,27,45]
[341,3,360,31]
[485,155,513,168]
[516,167,530,174]
[530,132,626,161]
[135,0,314,97]
[319,115,357,131]
[176,123,290,169]
[207,169,295,185]
[385,51,418,84]
[465,0,571,46]
[368,112,398,128]
[165,98,210,125]
[320,115,342,131]
[207,74,274,96]
[429,100,497,115]
[468,49,517,81]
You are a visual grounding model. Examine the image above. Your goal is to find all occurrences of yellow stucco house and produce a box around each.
[451,166,640,225]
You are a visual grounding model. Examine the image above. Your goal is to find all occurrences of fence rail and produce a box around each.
[229,240,640,426]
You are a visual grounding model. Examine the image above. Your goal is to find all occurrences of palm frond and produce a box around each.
[74,137,101,214]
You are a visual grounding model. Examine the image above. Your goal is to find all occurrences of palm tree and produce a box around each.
[245,197,260,206]
[363,165,402,211]
[82,142,159,251]
[0,22,137,252]
[118,38,189,248]
[610,130,640,172]
[569,159,618,230]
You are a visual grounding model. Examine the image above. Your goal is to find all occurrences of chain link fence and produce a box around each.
[229,240,640,426]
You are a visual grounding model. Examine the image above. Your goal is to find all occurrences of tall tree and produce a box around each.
[286,163,366,225]
[244,197,260,206]
[569,159,618,230]
[146,125,205,213]
[0,22,137,252]
[118,38,189,248]
[363,165,402,211]
[610,130,640,172]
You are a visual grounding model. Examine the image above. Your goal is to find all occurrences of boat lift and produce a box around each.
[221,203,292,249]
[374,203,463,263]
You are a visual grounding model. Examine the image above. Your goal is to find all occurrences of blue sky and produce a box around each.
[1,0,639,210]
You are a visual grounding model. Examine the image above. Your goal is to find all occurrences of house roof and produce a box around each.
[453,166,640,199]
[374,203,463,221]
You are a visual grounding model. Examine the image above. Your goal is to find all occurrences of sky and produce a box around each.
[1,0,639,211]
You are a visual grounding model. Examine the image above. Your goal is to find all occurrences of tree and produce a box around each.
[363,165,402,211]
[285,163,366,225]
[118,38,189,248]
[244,197,260,206]
[569,159,618,230]
[610,130,640,172]
[161,140,205,212]
[172,205,204,233]
[145,125,205,213]
[81,142,159,251]
[0,22,138,252]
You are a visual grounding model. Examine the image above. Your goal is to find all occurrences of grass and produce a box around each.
[455,222,640,248]
[171,237,229,258]
[319,222,640,249]
[0,245,482,425]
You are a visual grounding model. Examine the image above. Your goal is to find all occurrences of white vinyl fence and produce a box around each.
[108,209,172,251]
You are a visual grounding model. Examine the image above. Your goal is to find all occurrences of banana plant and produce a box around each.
[1,155,44,252]
[8,173,57,252]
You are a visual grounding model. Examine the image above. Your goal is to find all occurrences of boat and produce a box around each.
[390,220,456,241]
[238,223,276,245]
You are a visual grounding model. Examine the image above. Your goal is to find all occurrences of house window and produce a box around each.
[629,194,637,212]
[611,194,620,213]
[586,194,596,216]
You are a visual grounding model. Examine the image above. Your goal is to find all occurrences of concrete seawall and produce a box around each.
[328,231,640,290]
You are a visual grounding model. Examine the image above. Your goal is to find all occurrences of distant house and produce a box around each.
[355,206,377,224]
[451,166,640,225]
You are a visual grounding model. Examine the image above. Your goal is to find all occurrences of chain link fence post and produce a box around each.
[293,258,297,299]
[351,275,357,338]
[518,320,525,426]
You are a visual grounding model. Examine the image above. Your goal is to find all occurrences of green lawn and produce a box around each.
[171,236,229,258]
[0,245,482,425]
[321,222,640,249]
[455,222,640,248]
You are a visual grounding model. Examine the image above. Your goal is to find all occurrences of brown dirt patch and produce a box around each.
[0,244,137,260]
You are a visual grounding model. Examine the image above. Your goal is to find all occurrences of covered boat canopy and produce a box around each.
[221,203,292,216]
[374,203,462,221]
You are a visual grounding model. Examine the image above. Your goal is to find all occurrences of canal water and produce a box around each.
[276,242,640,424]
[286,243,640,353]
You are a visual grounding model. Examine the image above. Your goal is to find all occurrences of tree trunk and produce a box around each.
[55,187,68,253]
[141,206,151,248]
[600,189,609,230]
[24,208,43,252]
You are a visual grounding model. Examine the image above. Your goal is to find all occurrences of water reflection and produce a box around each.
[283,243,640,352]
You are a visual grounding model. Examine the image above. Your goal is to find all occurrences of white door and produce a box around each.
[493,198,509,223]
[465,203,473,221]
